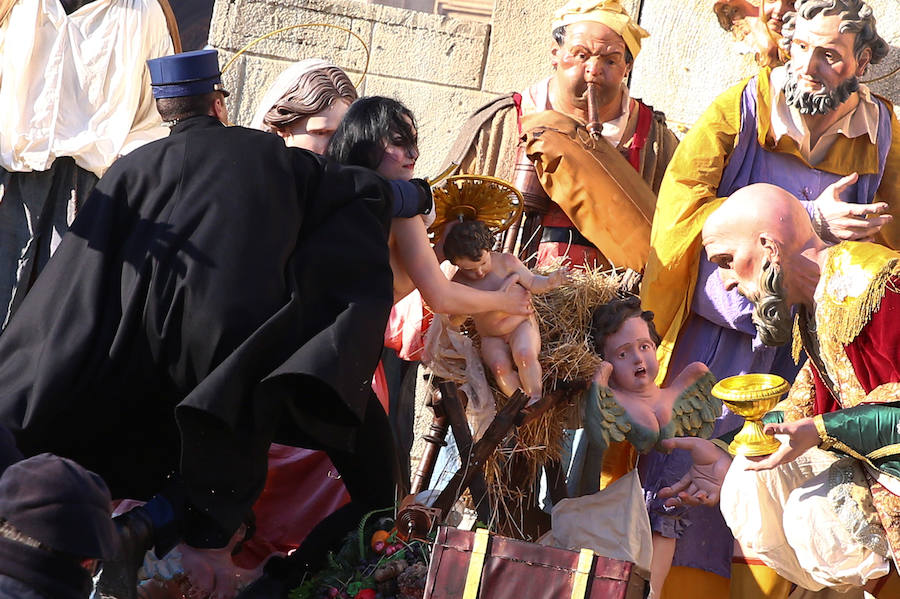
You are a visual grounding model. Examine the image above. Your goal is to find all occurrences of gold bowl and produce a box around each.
[712,374,790,457]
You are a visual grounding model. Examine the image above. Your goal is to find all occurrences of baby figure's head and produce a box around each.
[443,220,494,282]
[590,296,661,392]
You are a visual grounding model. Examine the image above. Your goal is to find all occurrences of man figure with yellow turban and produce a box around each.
[641,0,898,595]
[445,2,682,596]
[447,0,678,272]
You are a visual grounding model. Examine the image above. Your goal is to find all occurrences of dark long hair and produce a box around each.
[326,96,417,169]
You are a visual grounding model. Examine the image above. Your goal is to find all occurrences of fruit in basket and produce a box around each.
[370,530,391,551]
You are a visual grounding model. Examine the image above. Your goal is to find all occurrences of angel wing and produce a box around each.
[670,370,721,440]
[583,383,631,451]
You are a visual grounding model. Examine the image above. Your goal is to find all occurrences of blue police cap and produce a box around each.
[147,49,230,99]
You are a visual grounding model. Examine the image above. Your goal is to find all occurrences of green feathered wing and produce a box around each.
[583,382,632,451]
[670,370,721,439]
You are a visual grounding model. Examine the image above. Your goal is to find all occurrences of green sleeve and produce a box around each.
[762,410,785,425]
[820,402,900,480]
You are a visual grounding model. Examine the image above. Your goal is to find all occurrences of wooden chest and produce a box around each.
[422,527,649,599]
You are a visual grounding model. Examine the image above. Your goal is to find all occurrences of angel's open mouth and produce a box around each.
[635,366,646,376]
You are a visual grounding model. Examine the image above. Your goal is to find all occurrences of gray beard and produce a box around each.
[748,260,793,347]
[783,68,859,116]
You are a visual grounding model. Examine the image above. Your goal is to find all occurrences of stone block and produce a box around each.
[370,17,489,88]
[362,74,499,175]
[628,0,757,129]
[863,0,900,109]
[211,0,372,74]
[211,0,489,90]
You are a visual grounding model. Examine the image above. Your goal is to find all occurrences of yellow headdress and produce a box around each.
[551,0,650,59]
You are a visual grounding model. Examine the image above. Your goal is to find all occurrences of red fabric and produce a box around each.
[233,445,349,568]
[625,101,653,171]
[384,291,428,361]
[513,92,523,136]
[811,365,841,415]
[536,240,606,269]
[372,360,390,414]
[236,356,393,569]
[813,277,900,414]
[541,204,575,229]
[843,278,900,396]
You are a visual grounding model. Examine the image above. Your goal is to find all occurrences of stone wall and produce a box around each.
[210,0,900,177]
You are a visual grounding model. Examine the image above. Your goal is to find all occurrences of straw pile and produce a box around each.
[533,265,625,390]
[474,265,628,536]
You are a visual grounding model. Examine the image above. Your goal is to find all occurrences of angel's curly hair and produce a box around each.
[589,295,660,358]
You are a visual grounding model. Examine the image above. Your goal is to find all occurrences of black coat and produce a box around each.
[0,116,394,544]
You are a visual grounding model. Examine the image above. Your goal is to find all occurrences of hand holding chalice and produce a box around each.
[712,374,790,457]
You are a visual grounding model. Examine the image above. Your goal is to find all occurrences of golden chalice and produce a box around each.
[712,374,790,457]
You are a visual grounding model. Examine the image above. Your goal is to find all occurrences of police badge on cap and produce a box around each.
[147,49,230,99]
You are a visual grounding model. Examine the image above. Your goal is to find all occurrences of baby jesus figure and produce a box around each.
[442,220,567,405]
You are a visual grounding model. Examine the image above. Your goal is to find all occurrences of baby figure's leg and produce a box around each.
[509,316,542,405]
[481,335,520,398]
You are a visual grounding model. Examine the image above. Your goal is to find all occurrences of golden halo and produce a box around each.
[221,23,370,88]
[428,175,524,239]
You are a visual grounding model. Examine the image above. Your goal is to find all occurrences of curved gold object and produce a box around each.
[713,373,790,457]
[428,174,524,239]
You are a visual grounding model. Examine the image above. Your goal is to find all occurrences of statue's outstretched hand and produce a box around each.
[814,173,892,242]
[744,417,819,471]
[658,437,731,507]
[547,268,571,290]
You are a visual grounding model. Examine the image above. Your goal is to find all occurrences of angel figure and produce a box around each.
[541,296,720,598]
[585,296,719,454]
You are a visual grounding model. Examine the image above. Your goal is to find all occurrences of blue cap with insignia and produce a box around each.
[147,49,230,99]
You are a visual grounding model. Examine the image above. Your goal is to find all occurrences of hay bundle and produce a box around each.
[533,265,625,391]
[478,265,628,536]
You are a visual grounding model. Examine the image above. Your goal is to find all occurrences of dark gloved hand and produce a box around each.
[96,507,155,599]
[389,179,433,219]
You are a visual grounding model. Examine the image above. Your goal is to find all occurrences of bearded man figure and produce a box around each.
[660,183,900,598]
[639,0,898,593]
[644,0,897,392]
